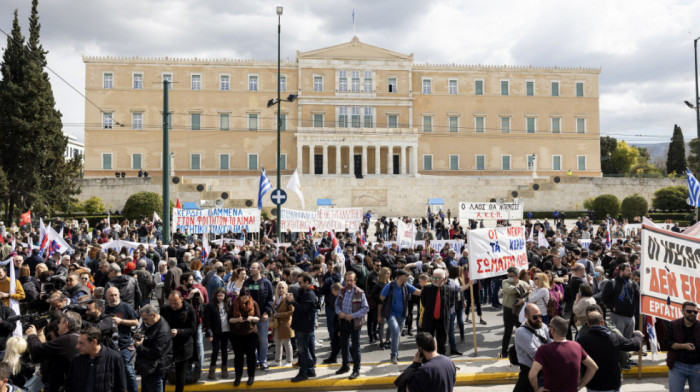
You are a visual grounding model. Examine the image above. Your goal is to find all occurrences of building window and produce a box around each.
[103,73,113,89]
[102,153,112,170]
[313,114,323,128]
[475,80,484,95]
[388,77,397,93]
[102,112,113,129]
[475,155,485,171]
[248,154,258,170]
[279,75,286,92]
[191,154,201,170]
[220,75,230,91]
[162,73,172,89]
[423,116,433,132]
[576,118,586,133]
[577,155,586,170]
[363,71,372,92]
[551,81,559,97]
[338,107,348,128]
[279,114,287,131]
[448,79,458,95]
[132,154,142,170]
[191,114,201,130]
[338,71,347,92]
[551,117,561,133]
[351,107,361,128]
[422,79,432,94]
[423,155,433,171]
[388,115,398,128]
[526,117,536,133]
[133,73,143,89]
[475,116,485,133]
[500,117,510,133]
[527,154,536,170]
[249,75,258,91]
[248,113,258,131]
[501,80,509,96]
[552,155,562,171]
[363,107,373,127]
[449,155,459,170]
[449,116,459,132]
[502,155,511,171]
[220,114,230,131]
[220,154,230,170]
[191,74,201,90]
[278,154,287,170]
[576,82,584,97]
[351,71,360,92]
[314,76,323,92]
[132,112,143,130]
[526,81,534,96]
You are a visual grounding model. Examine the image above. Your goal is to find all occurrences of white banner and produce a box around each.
[458,201,524,221]
[641,223,700,321]
[428,240,466,255]
[397,220,415,250]
[622,223,642,237]
[468,227,528,280]
[280,207,363,233]
[100,239,143,254]
[173,208,260,234]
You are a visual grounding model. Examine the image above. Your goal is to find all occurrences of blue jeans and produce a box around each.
[668,362,700,392]
[256,318,270,365]
[296,330,315,376]
[141,372,164,392]
[490,278,501,306]
[448,313,458,351]
[120,347,138,392]
[195,324,204,369]
[387,315,406,358]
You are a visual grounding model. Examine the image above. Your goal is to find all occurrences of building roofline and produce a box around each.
[82,55,296,67]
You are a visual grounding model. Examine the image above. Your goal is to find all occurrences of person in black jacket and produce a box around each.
[82,299,118,350]
[64,273,91,304]
[67,327,126,392]
[105,263,142,310]
[289,273,318,383]
[160,291,197,392]
[0,301,16,352]
[135,304,173,392]
[203,287,230,380]
[602,262,638,340]
[26,311,81,392]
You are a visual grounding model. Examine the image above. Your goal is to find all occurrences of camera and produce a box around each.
[8,311,56,331]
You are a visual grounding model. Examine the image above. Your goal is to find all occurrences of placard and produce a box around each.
[468,226,527,279]
[172,208,260,234]
[458,201,524,221]
[429,240,466,255]
[280,207,363,233]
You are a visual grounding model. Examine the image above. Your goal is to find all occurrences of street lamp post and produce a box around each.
[695,37,700,174]
[276,6,283,244]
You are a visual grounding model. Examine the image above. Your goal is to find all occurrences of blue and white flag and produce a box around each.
[687,169,700,207]
[257,166,273,209]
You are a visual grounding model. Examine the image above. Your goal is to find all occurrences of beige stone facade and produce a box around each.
[83,37,601,180]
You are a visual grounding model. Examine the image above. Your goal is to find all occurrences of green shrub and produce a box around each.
[620,194,648,220]
[82,196,106,215]
[583,197,595,211]
[592,194,621,218]
[122,192,164,221]
[652,186,691,212]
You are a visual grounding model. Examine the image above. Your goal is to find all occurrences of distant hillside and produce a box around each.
[628,142,691,168]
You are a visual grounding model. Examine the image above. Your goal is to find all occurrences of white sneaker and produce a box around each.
[271,361,282,367]
[284,361,293,367]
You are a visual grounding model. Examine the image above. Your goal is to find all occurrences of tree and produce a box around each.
[122,192,164,221]
[652,186,690,211]
[82,196,106,215]
[610,141,639,174]
[666,124,687,176]
[600,136,618,174]
[0,1,81,223]
[620,194,648,220]
[689,138,698,176]
[592,194,621,218]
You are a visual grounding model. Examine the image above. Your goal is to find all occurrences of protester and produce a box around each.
[513,303,551,392]
[104,287,139,392]
[160,291,197,392]
[229,286,260,386]
[271,281,294,367]
[419,269,453,355]
[400,332,457,392]
[2,337,34,389]
[380,269,421,364]
[67,326,126,392]
[290,273,318,383]
[243,262,274,371]
[665,301,700,392]
[135,304,173,392]
[203,287,231,379]
[26,312,81,392]
[335,271,369,380]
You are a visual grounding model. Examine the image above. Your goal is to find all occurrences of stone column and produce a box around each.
[375,146,381,174]
[309,144,315,174]
[387,145,393,175]
[362,145,368,176]
[297,144,303,173]
[322,144,328,175]
[336,146,341,175]
[411,144,418,176]
[348,145,355,175]
[400,145,407,175]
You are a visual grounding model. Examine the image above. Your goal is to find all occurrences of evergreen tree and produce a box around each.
[600,136,618,174]
[0,1,80,223]
[689,138,698,175]
[666,124,687,176]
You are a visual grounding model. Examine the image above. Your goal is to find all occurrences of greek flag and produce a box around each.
[687,169,700,207]
[258,167,273,209]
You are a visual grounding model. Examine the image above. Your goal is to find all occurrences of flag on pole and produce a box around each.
[1,257,22,336]
[605,228,612,249]
[537,229,549,248]
[286,169,305,209]
[528,223,535,242]
[39,218,49,256]
[330,230,341,254]
[645,315,659,359]
[687,168,700,207]
[308,227,313,238]
[46,226,70,258]
[153,211,161,223]
[176,198,182,209]
[19,210,31,226]
[257,167,273,209]
[202,233,210,262]
[104,213,111,235]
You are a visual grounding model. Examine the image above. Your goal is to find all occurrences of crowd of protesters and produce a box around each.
[0,210,695,392]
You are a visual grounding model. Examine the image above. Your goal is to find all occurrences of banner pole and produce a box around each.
[637,314,644,379]
[469,279,478,356]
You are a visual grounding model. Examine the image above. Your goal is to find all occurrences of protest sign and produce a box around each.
[280,207,363,233]
[172,208,260,234]
[100,239,143,254]
[397,220,415,250]
[640,223,700,321]
[468,226,527,280]
[622,223,642,237]
[458,201,523,221]
[429,240,466,255]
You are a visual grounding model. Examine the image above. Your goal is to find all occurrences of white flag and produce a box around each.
[286,169,305,209]
[153,211,161,223]
[537,229,549,248]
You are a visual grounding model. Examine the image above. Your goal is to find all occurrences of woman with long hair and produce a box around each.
[203,287,231,380]
[227,268,247,304]
[374,267,392,349]
[271,281,294,367]
[2,336,34,388]
[228,286,260,386]
[529,272,551,325]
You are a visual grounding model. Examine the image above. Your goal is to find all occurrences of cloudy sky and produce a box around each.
[2,0,699,144]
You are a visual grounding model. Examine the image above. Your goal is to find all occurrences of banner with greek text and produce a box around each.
[172,208,260,234]
[397,220,415,250]
[428,240,466,255]
[640,223,700,321]
[458,201,524,221]
[468,226,528,280]
[280,207,363,233]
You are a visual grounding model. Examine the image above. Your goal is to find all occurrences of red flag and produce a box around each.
[176,198,182,209]
[20,210,31,226]
[0,236,4,245]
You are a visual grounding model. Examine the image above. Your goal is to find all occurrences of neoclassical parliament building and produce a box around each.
[83,37,601,184]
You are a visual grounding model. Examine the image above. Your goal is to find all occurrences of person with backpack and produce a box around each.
[513,303,551,392]
[379,270,422,364]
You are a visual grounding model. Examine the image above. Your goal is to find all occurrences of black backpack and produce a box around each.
[508,325,549,366]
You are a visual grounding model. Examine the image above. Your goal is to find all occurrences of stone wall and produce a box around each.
[79,175,685,216]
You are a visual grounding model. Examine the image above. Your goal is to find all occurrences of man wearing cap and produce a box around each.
[379,269,422,364]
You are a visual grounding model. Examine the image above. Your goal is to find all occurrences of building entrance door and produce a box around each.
[314,154,323,174]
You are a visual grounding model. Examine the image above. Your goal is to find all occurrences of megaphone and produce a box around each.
[215,198,224,208]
